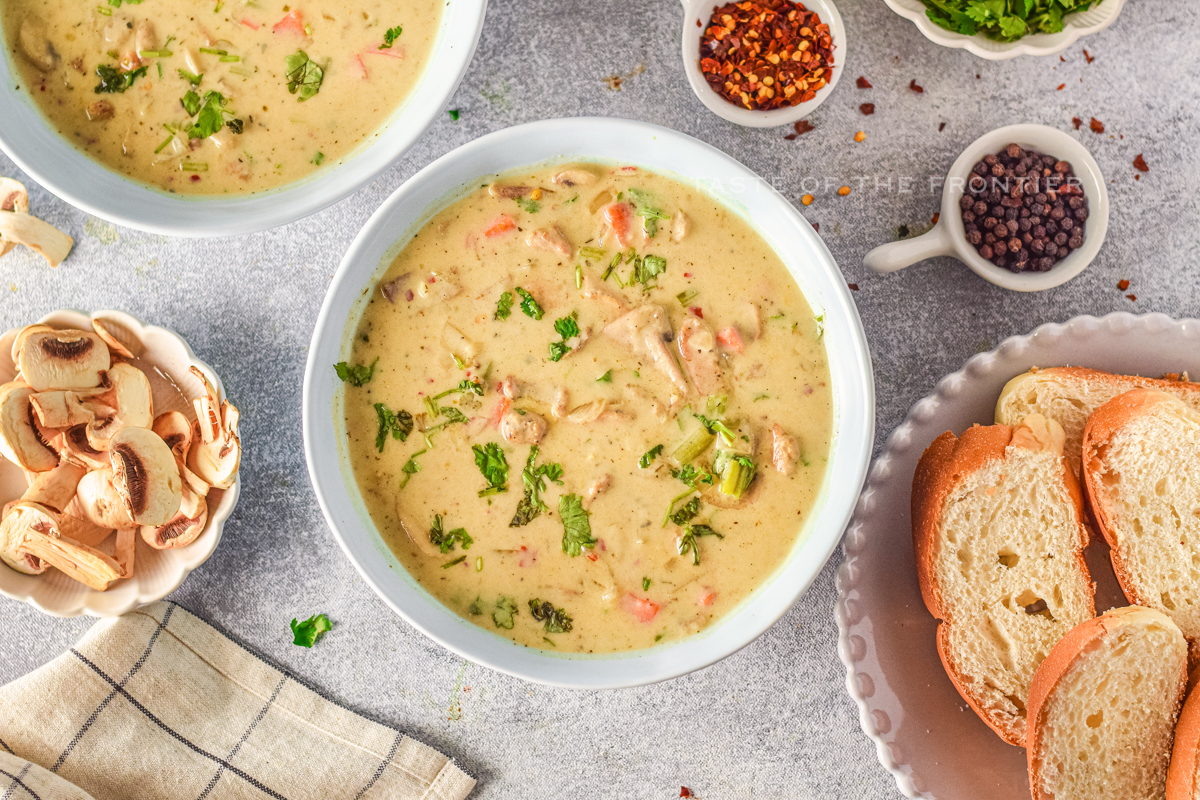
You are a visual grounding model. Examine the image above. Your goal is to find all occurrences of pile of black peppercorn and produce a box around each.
[959,143,1089,273]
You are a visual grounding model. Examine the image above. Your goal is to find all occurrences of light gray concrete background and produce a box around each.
[2,0,1197,797]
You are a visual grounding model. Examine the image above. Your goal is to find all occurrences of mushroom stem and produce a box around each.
[113,527,135,577]
[0,502,123,589]
[0,212,73,267]
[24,461,86,511]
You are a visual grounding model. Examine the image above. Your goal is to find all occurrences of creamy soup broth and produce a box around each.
[343,163,833,653]
[3,0,440,194]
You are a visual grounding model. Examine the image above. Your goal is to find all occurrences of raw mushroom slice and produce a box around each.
[141,484,208,549]
[23,461,86,512]
[53,425,110,470]
[152,411,208,496]
[0,382,59,472]
[84,362,153,450]
[113,527,135,577]
[90,317,140,359]
[58,507,114,548]
[0,178,29,258]
[18,329,110,391]
[75,467,136,529]
[10,323,52,363]
[551,168,599,187]
[0,211,74,268]
[186,367,241,490]
[0,502,123,589]
[109,426,182,526]
[29,390,101,429]
[18,15,57,72]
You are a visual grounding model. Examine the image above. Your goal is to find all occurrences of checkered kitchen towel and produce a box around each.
[0,602,474,800]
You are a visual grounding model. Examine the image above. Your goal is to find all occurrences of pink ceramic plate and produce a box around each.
[836,312,1200,798]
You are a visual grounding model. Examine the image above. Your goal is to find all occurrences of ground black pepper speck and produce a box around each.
[959,143,1088,273]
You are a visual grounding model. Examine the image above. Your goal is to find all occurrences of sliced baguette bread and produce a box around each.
[996,368,1200,474]
[1082,389,1200,660]
[1167,671,1200,800]
[913,413,1095,746]
[1027,606,1188,800]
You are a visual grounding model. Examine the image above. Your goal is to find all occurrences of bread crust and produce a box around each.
[996,367,1200,425]
[1027,606,1188,800]
[1167,676,1200,800]
[912,422,1094,747]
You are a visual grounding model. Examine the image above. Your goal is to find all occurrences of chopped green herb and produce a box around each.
[181,90,202,116]
[284,49,324,100]
[94,64,148,94]
[642,577,652,591]
[579,246,606,261]
[468,596,484,615]
[138,48,173,58]
[548,314,581,362]
[559,493,596,557]
[226,118,244,134]
[495,291,514,320]
[669,497,702,527]
[178,68,203,85]
[563,194,579,205]
[814,312,826,341]
[214,0,224,11]
[398,448,427,489]
[333,357,378,387]
[671,464,714,489]
[157,62,163,78]
[97,6,113,15]
[575,264,583,290]
[183,90,230,139]
[290,613,332,647]
[630,254,667,287]
[448,108,460,121]
[515,196,541,214]
[475,556,483,572]
[379,25,403,49]
[515,287,544,320]
[639,444,663,469]
[472,442,509,496]
[433,379,484,400]
[529,599,573,633]
[442,555,467,569]
[678,523,723,566]
[492,596,518,629]
[754,393,770,401]
[311,151,325,165]
[676,289,699,306]
[627,188,670,238]
[425,406,468,435]
[695,413,737,443]
[429,514,473,554]
[510,446,564,527]
[596,370,613,383]
[373,404,413,452]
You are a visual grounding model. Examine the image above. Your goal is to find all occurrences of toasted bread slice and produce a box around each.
[913,414,1095,746]
[1027,606,1188,800]
[1167,670,1200,800]
[1082,389,1200,659]
[996,368,1200,474]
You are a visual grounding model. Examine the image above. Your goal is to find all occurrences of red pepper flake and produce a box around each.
[1126,293,1137,301]
[909,79,924,93]
[1072,117,1082,130]
[856,76,872,89]
[1059,55,1065,62]
[783,119,815,140]
[1133,154,1149,172]
[1056,83,1065,90]
[698,0,836,111]
[931,212,940,225]
[938,122,946,132]
[190,175,201,182]
[811,222,819,233]
[1083,48,1094,63]
[680,789,693,798]
[1135,174,1140,181]
[696,18,702,27]
[689,306,704,318]
[847,282,859,291]
[859,103,875,115]
[1089,117,1105,134]
[585,552,598,562]
[1117,279,1130,291]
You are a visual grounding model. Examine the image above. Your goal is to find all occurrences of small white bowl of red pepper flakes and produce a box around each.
[680,0,845,128]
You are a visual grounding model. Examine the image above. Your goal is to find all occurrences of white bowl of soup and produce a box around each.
[0,0,487,236]
[303,117,875,687]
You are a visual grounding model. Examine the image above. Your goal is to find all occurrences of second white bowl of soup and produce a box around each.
[0,0,486,236]
[304,117,874,687]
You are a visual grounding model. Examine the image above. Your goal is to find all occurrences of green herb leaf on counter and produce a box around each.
[448,108,460,121]
[559,493,596,557]
[515,196,541,214]
[495,291,514,320]
[510,445,564,527]
[374,404,413,451]
[678,524,723,566]
[398,448,426,489]
[379,25,403,49]
[596,370,613,383]
[921,0,1089,41]
[529,599,573,634]
[639,444,663,469]
[429,514,473,553]
[178,68,203,85]
[290,613,332,647]
[515,287,544,320]
[334,357,378,386]
[284,49,324,101]
[472,442,509,496]
[492,596,518,629]
[95,64,148,94]
[627,188,670,238]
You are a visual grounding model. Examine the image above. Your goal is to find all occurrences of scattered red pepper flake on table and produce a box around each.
[1089,117,1105,134]
[1083,48,1094,63]
[856,76,872,89]
[860,102,875,115]
[1056,83,1065,90]
[680,788,693,798]
[931,212,940,225]
[1072,117,1082,130]
[848,283,859,291]
[1117,279,1130,291]
[909,79,924,93]
[1059,55,1065,62]
[812,222,819,233]
[783,119,815,140]
[698,0,835,111]
[1133,154,1149,172]
[1126,294,1137,301]
[938,122,946,132]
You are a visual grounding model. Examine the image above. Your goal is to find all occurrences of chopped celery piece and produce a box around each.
[579,246,605,260]
[717,453,755,499]
[671,427,714,465]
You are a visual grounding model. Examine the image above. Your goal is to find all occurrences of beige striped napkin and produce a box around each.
[0,602,475,800]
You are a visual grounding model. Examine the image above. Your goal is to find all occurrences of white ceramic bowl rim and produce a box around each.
[678,0,845,128]
[0,0,487,237]
[303,116,876,688]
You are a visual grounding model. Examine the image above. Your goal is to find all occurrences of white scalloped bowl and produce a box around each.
[836,312,1200,798]
[0,310,241,617]
[883,0,1126,60]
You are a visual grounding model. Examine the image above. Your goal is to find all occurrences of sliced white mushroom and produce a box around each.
[29,390,100,429]
[141,483,207,549]
[53,424,110,470]
[90,317,140,359]
[84,362,153,449]
[109,426,182,526]
[0,501,123,589]
[18,329,109,391]
[152,411,208,496]
[0,179,30,258]
[0,382,59,472]
[0,211,74,267]
[18,15,57,72]
[551,167,599,187]
[23,461,85,512]
[671,210,689,243]
[9,323,51,363]
[75,467,136,529]
[488,183,531,199]
[113,527,135,577]
[58,506,114,548]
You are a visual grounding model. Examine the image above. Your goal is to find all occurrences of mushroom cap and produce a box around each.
[75,467,136,529]
[187,415,240,490]
[109,426,182,526]
[0,381,59,472]
[84,363,153,450]
[6,501,123,591]
[90,317,140,360]
[141,488,207,549]
[54,424,111,470]
[18,15,58,72]
[0,502,48,575]
[18,329,110,392]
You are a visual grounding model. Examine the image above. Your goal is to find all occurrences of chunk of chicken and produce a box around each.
[489,183,530,199]
[500,409,547,445]
[103,15,133,46]
[86,101,115,122]
[552,168,598,187]
[550,387,569,419]
[771,423,799,476]
[526,226,572,258]
[581,276,628,316]
[499,377,520,400]
[602,202,636,249]
[134,19,157,55]
[566,399,608,424]
[603,305,689,395]
[584,474,611,508]
[677,317,722,396]
[671,210,688,243]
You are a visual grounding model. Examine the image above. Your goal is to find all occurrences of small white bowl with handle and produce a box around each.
[862,123,1109,292]
[679,0,845,128]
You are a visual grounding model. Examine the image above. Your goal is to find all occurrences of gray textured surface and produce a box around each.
[1,0,1198,797]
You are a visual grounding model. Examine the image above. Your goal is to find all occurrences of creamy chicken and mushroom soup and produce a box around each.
[3,0,440,194]
[342,163,833,653]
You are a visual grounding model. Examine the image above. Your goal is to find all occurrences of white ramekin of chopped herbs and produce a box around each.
[883,0,1126,60]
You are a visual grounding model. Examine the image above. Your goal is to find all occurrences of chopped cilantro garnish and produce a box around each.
[379,25,403,49]
[678,523,723,566]
[642,577,652,591]
[178,68,203,85]
[515,196,541,214]
[472,442,509,496]
[492,596,518,629]
[284,50,324,100]
[468,596,484,615]
[548,314,581,362]
[529,599,573,633]
[290,613,332,647]
[429,514,473,553]
[311,151,325,165]
[398,448,426,489]
[596,370,613,383]
[182,90,230,139]
[921,0,1083,41]
[510,445,564,527]
[495,291,514,320]
[639,444,663,469]
[226,118,244,134]
[634,254,667,285]
[814,312,826,341]
[515,287,544,320]
[373,404,413,452]
[627,188,670,238]
[433,379,484,400]
[333,357,378,387]
[669,496,701,527]
[695,413,737,443]
[559,493,596,557]
[94,64,148,94]
[677,289,699,306]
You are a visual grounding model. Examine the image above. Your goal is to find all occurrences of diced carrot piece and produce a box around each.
[585,552,598,562]
[698,591,716,606]
[272,10,305,34]
[716,327,743,354]
[689,306,703,318]
[622,593,660,623]
[602,202,634,248]
[240,17,261,30]
[485,215,517,237]
[487,397,511,426]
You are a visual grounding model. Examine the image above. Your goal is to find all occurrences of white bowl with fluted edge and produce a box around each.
[303,116,875,688]
[0,0,487,237]
[883,0,1126,60]
[679,0,845,128]
[863,123,1108,292]
[0,310,241,617]
[836,312,1200,798]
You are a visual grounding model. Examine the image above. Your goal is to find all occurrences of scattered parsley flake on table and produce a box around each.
[291,613,332,647]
